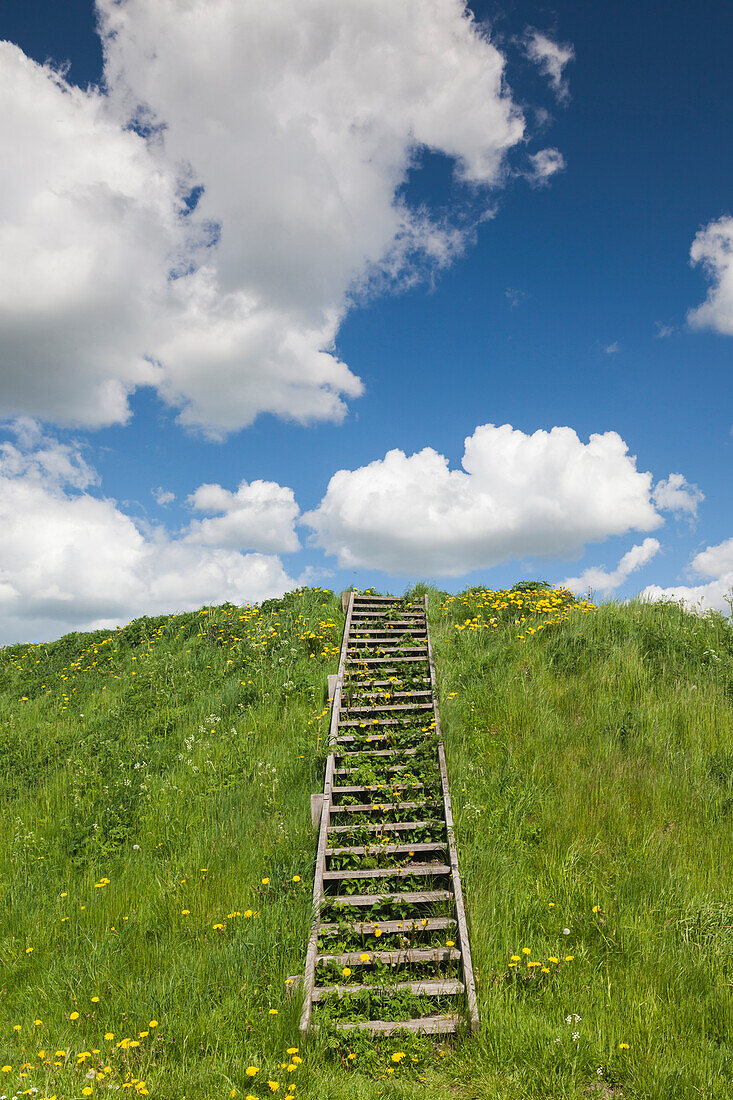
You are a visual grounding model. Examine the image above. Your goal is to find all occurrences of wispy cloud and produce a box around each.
[563,537,661,596]
[525,30,575,103]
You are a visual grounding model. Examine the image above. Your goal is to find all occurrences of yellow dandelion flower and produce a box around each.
[342,967,351,977]
[262,878,270,885]
[245,1067,259,1077]
[522,947,531,955]
[69,1012,80,1020]
[148,1021,158,1028]
[565,955,575,961]
[360,953,370,963]
[268,1009,278,1015]
[105,1034,114,1041]
[292,876,300,883]
[619,1042,630,1050]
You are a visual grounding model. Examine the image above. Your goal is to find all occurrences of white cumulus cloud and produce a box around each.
[687,215,733,335]
[641,537,733,614]
[0,423,296,642]
[525,30,574,102]
[0,0,540,436]
[185,480,300,554]
[563,537,661,596]
[303,423,670,576]
[651,473,704,517]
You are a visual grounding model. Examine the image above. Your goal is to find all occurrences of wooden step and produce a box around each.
[329,800,439,815]
[341,702,433,713]
[348,643,427,653]
[334,747,419,760]
[343,679,430,688]
[347,656,430,665]
[312,978,463,1001]
[332,783,424,795]
[328,1014,460,1035]
[323,863,450,882]
[322,889,452,908]
[318,947,460,966]
[342,690,432,701]
[326,841,445,857]
[335,733,427,745]
[327,819,438,835]
[333,770,429,781]
[338,717,434,728]
[319,916,456,935]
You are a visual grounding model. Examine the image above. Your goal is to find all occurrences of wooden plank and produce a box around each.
[323,863,450,881]
[322,889,452,907]
[326,841,445,857]
[326,819,437,835]
[318,948,460,966]
[330,770,422,778]
[424,595,480,1034]
[312,978,463,1001]
[341,705,433,717]
[338,717,434,728]
[342,690,432,700]
[319,916,456,935]
[332,783,424,794]
[334,747,419,760]
[299,590,355,1035]
[330,800,439,814]
[329,1014,460,1035]
[346,656,430,665]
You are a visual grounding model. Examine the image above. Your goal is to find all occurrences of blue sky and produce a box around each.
[0,0,731,642]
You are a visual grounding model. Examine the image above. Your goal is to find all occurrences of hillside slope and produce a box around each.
[0,585,731,1099]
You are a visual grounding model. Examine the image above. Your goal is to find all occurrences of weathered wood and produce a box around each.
[332,782,424,795]
[425,595,480,1034]
[329,1014,460,1035]
[321,889,452,907]
[341,702,433,713]
[346,655,430,664]
[318,947,460,966]
[338,716,434,727]
[299,589,355,1035]
[329,799,439,814]
[326,818,437,834]
[334,746,419,759]
[312,978,464,1001]
[323,863,450,881]
[301,591,477,1037]
[319,916,456,935]
[326,841,446,857]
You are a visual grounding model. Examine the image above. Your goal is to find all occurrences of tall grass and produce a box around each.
[0,585,731,1098]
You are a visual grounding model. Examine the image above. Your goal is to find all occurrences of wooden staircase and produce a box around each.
[299,591,479,1036]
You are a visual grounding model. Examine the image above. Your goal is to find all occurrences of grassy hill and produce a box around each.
[0,585,731,1099]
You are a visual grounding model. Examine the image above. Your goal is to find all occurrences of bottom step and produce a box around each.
[328,1014,461,1035]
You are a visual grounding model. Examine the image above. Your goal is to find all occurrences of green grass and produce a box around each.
[1,584,732,1098]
